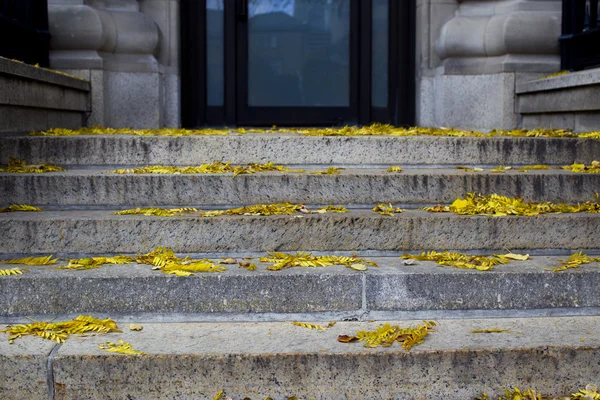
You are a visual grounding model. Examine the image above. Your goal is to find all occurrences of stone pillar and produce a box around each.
[47,0,179,128]
[419,0,562,130]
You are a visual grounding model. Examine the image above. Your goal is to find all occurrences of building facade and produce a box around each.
[8,0,599,131]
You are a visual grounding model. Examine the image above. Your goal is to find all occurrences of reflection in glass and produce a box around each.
[248,0,350,107]
[207,0,224,106]
[372,0,388,108]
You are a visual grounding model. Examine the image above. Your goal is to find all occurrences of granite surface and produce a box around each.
[1,167,599,206]
[50,317,600,399]
[0,210,598,253]
[2,135,599,166]
[1,257,599,317]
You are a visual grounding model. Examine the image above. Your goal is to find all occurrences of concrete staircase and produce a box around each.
[1,133,599,399]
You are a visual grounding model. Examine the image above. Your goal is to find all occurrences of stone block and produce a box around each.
[1,210,598,253]
[105,71,162,128]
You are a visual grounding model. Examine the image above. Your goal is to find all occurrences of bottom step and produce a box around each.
[1,317,599,400]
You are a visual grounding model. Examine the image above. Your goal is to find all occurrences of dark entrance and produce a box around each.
[181,0,414,127]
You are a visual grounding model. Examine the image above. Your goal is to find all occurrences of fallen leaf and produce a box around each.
[129,324,143,331]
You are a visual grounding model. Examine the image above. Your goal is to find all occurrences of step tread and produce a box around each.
[3,317,599,399]
[1,256,599,317]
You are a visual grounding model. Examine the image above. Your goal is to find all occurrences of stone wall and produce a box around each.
[417,0,562,130]
[47,0,179,128]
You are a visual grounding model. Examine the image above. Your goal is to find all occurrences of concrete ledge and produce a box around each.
[2,135,600,165]
[44,318,600,399]
[517,68,600,131]
[1,168,600,206]
[0,57,90,133]
[1,210,598,253]
[0,257,598,316]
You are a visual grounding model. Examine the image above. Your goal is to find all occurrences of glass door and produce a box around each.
[236,0,359,125]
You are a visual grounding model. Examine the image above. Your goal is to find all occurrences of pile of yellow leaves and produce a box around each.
[31,124,600,138]
[260,251,377,271]
[563,161,600,173]
[316,205,347,213]
[1,315,121,344]
[372,203,403,216]
[0,158,64,173]
[402,251,529,271]
[0,204,42,213]
[99,340,145,355]
[112,161,304,176]
[425,193,600,216]
[552,252,600,272]
[517,165,551,172]
[478,384,600,400]
[115,207,198,217]
[136,247,227,276]
[200,203,309,217]
[338,321,436,350]
[292,321,336,331]
[60,256,135,271]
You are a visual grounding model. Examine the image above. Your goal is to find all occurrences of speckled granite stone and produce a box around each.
[1,168,599,206]
[1,135,599,165]
[0,263,361,316]
[0,335,54,400]
[0,210,598,253]
[50,317,600,399]
[1,257,599,317]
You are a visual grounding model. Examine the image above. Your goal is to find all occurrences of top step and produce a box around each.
[2,133,599,166]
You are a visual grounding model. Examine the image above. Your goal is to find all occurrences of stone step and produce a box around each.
[2,134,599,165]
[1,210,597,253]
[1,167,599,206]
[2,317,599,399]
[1,256,598,318]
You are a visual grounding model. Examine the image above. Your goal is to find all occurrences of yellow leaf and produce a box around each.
[502,252,530,261]
[472,328,511,333]
[387,166,403,173]
[372,203,403,216]
[200,203,310,217]
[1,255,57,265]
[517,164,551,172]
[0,204,42,213]
[316,205,348,213]
[311,167,345,175]
[339,321,436,350]
[115,207,197,217]
[0,268,24,277]
[349,263,367,271]
[129,324,143,331]
[450,198,469,209]
[99,340,145,355]
[291,322,331,331]
[111,161,304,176]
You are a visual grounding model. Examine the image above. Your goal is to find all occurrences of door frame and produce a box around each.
[181,0,415,127]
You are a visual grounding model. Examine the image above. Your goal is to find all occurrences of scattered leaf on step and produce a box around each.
[552,251,600,272]
[311,167,345,175]
[387,166,403,173]
[339,321,436,350]
[316,205,348,213]
[200,203,309,217]
[129,324,143,331]
[292,322,334,331]
[403,259,415,265]
[0,204,42,213]
[99,340,145,355]
[456,166,483,172]
[372,203,403,216]
[490,165,512,173]
[502,252,530,261]
[219,258,237,264]
[0,255,57,265]
[115,207,198,217]
[517,164,551,172]
[472,328,511,333]
[0,157,65,173]
[261,251,377,271]
[0,268,24,277]
[349,263,367,271]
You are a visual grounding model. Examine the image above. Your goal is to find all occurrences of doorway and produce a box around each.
[181,0,414,127]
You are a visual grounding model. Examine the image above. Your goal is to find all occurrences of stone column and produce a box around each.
[47,0,178,128]
[418,0,562,130]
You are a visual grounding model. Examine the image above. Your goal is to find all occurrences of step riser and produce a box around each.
[3,136,599,165]
[2,213,597,253]
[1,263,599,316]
[2,173,599,206]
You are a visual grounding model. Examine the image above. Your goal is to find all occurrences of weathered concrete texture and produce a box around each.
[0,57,90,133]
[1,210,598,253]
[0,263,361,316]
[1,257,599,316]
[0,335,54,400]
[50,317,600,399]
[1,168,599,206]
[2,135,600,165]
[366,257,600,311]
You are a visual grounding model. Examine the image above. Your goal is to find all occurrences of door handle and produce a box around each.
[239,0,248,20]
